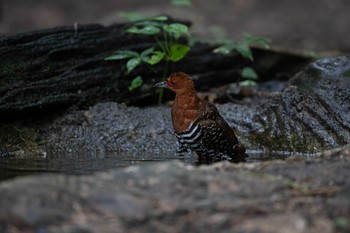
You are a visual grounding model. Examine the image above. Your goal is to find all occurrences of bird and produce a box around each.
[154,72,247,163]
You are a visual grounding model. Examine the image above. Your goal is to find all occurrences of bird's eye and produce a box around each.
[167,79,175,86]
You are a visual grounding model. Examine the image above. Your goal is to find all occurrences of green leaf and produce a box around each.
[153,16,168,21]
[213,36,267,60]
[213,46,230,54]
[239,80,257,87]
[128,76,143,91]
[140,47,155,57]
[125,26,160,35]
[126,57,141,73]
[254,38,271,49]
[105,50,138,60]
[140,47,155,63]
[168,44,190,62]
[213,42,236,54]
[147,51,166,65]
[171,0,192,7]
[213,40,237,54]
[236,43,254,61]
[243,33,271,49]
[241,67,259,80]
[163,23,190,39]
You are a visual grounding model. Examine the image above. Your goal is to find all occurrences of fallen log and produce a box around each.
[0,19,313,118]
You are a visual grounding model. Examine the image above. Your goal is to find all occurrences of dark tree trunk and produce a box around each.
[0,20,313,119]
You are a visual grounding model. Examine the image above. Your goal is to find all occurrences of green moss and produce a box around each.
[0,123,41,153]
[334,217,349,229]
[344,70,350,78]
[249,129,325,154]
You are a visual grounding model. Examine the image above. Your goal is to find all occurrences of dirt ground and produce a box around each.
[1,0,350,53]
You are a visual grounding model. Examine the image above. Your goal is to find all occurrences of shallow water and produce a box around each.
[0,150,309,181]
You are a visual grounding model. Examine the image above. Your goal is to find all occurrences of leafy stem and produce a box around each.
[105,15,190,94]
[214,33,271,86]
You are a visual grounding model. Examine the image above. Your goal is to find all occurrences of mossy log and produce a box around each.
[0,20,313,118]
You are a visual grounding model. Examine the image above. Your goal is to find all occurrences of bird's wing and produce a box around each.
[194,101,247,159]
[196,103,240,146]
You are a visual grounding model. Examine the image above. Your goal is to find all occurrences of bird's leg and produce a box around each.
[196,152,213,165]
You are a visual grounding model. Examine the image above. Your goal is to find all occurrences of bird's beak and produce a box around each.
[153,81,167,88]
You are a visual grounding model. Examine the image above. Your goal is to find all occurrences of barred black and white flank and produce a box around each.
[175,104,247,162]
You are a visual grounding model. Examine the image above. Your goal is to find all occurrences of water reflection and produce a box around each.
[0,150,195,181]
[0,149,309,181]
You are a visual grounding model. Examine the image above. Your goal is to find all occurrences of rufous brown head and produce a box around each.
[153,72,195,94]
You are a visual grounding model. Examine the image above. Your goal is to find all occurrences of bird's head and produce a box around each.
[153,72,195,94]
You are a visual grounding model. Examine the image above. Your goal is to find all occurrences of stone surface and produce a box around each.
[42,56,350,154]
[43,103,176,154]
[223,56,350,152]
[0,145,349,233]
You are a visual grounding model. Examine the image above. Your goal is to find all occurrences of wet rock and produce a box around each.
[42,56,350,154]
[223,56,350,152]
[43,103,177,155]
[0,147,349,233]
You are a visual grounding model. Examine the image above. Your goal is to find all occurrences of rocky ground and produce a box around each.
[0,145,349,233]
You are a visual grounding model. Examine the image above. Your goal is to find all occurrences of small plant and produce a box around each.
[106,2,271,101]
[214,33,271,87]
[214,33,270,60]
[240,67,259,87]
[105,15,190,94]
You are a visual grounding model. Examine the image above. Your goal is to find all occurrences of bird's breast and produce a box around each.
[171,92,201,133]
[172,107,198,133]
